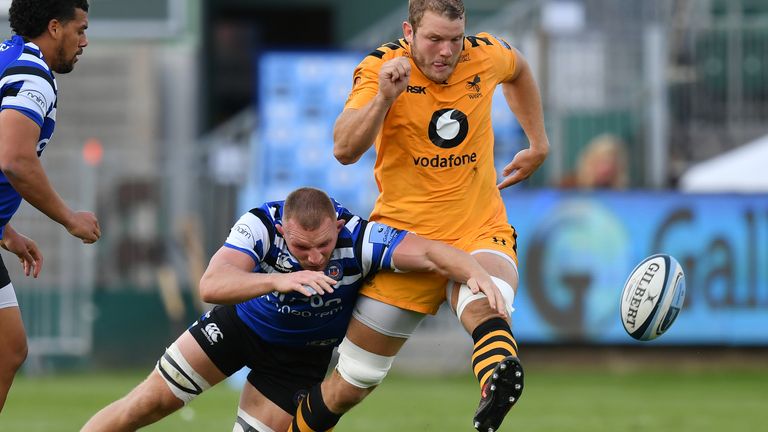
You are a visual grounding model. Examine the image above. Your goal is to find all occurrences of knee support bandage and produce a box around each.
[335,337,395,389]
[233,407,276,432]
[156,342,211,404]
[450,276,516,319]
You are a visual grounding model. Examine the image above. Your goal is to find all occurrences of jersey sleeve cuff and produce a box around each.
[223,242,260,266]
[0,105,44,127]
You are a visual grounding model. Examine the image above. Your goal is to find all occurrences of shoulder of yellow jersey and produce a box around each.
[464,32,515,55]
[358,38,410,71]
[463,32,518,81]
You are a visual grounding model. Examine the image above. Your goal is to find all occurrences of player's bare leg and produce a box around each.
[0,305,27,412]
[450,252,524,431]
[236,381,293,432]
[290,316,408,432]
[81,331,226,431]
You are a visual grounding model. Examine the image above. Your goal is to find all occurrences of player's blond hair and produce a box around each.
[283,187,336,230]
[408,0,465,32]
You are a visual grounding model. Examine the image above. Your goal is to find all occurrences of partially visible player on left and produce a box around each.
[0,0,99,413]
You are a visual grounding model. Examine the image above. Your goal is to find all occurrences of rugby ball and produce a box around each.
[620,254,686,341]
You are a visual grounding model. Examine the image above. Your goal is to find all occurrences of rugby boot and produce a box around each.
[472,356,524,432]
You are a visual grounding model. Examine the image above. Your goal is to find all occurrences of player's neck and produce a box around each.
[27,35,56,68]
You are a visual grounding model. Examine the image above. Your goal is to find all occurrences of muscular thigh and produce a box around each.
[448,226,519,330]
[191,305,333,414]
[237,381,293,432]
[0,264,26,357]
[187,305,251,379]
[360,271,448,315]
[171,331,227,385]
[347,295,427,356]
[458,224,519,285]
[0,305,25,355]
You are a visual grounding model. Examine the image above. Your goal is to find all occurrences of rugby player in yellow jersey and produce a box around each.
[290,1,548,431]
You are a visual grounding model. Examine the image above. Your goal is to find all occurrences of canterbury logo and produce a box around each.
[204,323,224,343]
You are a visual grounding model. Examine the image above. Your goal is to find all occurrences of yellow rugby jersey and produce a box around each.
[344,33,518,241]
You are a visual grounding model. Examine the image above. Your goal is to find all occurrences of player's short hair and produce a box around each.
[408,0,465,32]
[9,0,90,39]
[283,187,336,230]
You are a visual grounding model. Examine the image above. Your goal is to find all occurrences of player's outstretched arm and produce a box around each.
[0,223,42,278]
[333,57,411,164]
[390,233,507,316]
[199,247,337,304]
[497,49,550,190]
[0,110,100,243]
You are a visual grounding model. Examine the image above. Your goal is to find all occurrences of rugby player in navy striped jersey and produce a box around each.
[0,0,98,413]
[82,187,506,432]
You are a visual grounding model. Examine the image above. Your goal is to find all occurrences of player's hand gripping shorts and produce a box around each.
[360,225,518,314]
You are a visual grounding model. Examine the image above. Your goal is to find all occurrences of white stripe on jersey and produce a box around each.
[18,53,48,70]
[361,222,404,273]
[345,215,362,231]
[333,247,355,260]
[226,212,272,260]
[0,73,56,120]
[360,223,376,277]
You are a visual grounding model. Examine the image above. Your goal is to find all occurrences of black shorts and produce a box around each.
[0,255,11,287]
[189,304,334,414]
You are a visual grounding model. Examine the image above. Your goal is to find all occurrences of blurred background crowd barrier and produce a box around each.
[1,0,766,372]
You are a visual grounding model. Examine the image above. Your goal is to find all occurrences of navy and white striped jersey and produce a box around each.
[0,35,58,231]
[224,199,408,347]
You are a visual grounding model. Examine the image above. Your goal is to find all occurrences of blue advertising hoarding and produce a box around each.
[508,191,768,345]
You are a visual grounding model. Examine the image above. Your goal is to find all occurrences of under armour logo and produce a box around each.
[492,237,507,246]
[204,323,224,343]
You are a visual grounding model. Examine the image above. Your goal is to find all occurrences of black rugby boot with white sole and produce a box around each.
[472,356,524,432]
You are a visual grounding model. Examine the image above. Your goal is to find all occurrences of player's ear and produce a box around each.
[275,223,284,235]
[47,19,62,40]
[403,21,414,43]
[336,220,345,233]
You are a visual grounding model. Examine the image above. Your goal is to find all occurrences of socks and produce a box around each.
[289,384,341,432]
[471,317,518,389]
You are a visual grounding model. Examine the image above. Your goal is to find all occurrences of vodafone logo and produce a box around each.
[428,108,468,149]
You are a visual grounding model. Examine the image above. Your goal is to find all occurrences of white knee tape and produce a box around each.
[233,407,276,432]
[335,337,395,389]
[450,276,516,319]
[156,342,211,404]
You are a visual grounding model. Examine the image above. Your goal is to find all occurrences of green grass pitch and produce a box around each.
[1,367,766,431]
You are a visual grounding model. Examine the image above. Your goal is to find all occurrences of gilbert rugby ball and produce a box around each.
[620,254,686,341]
